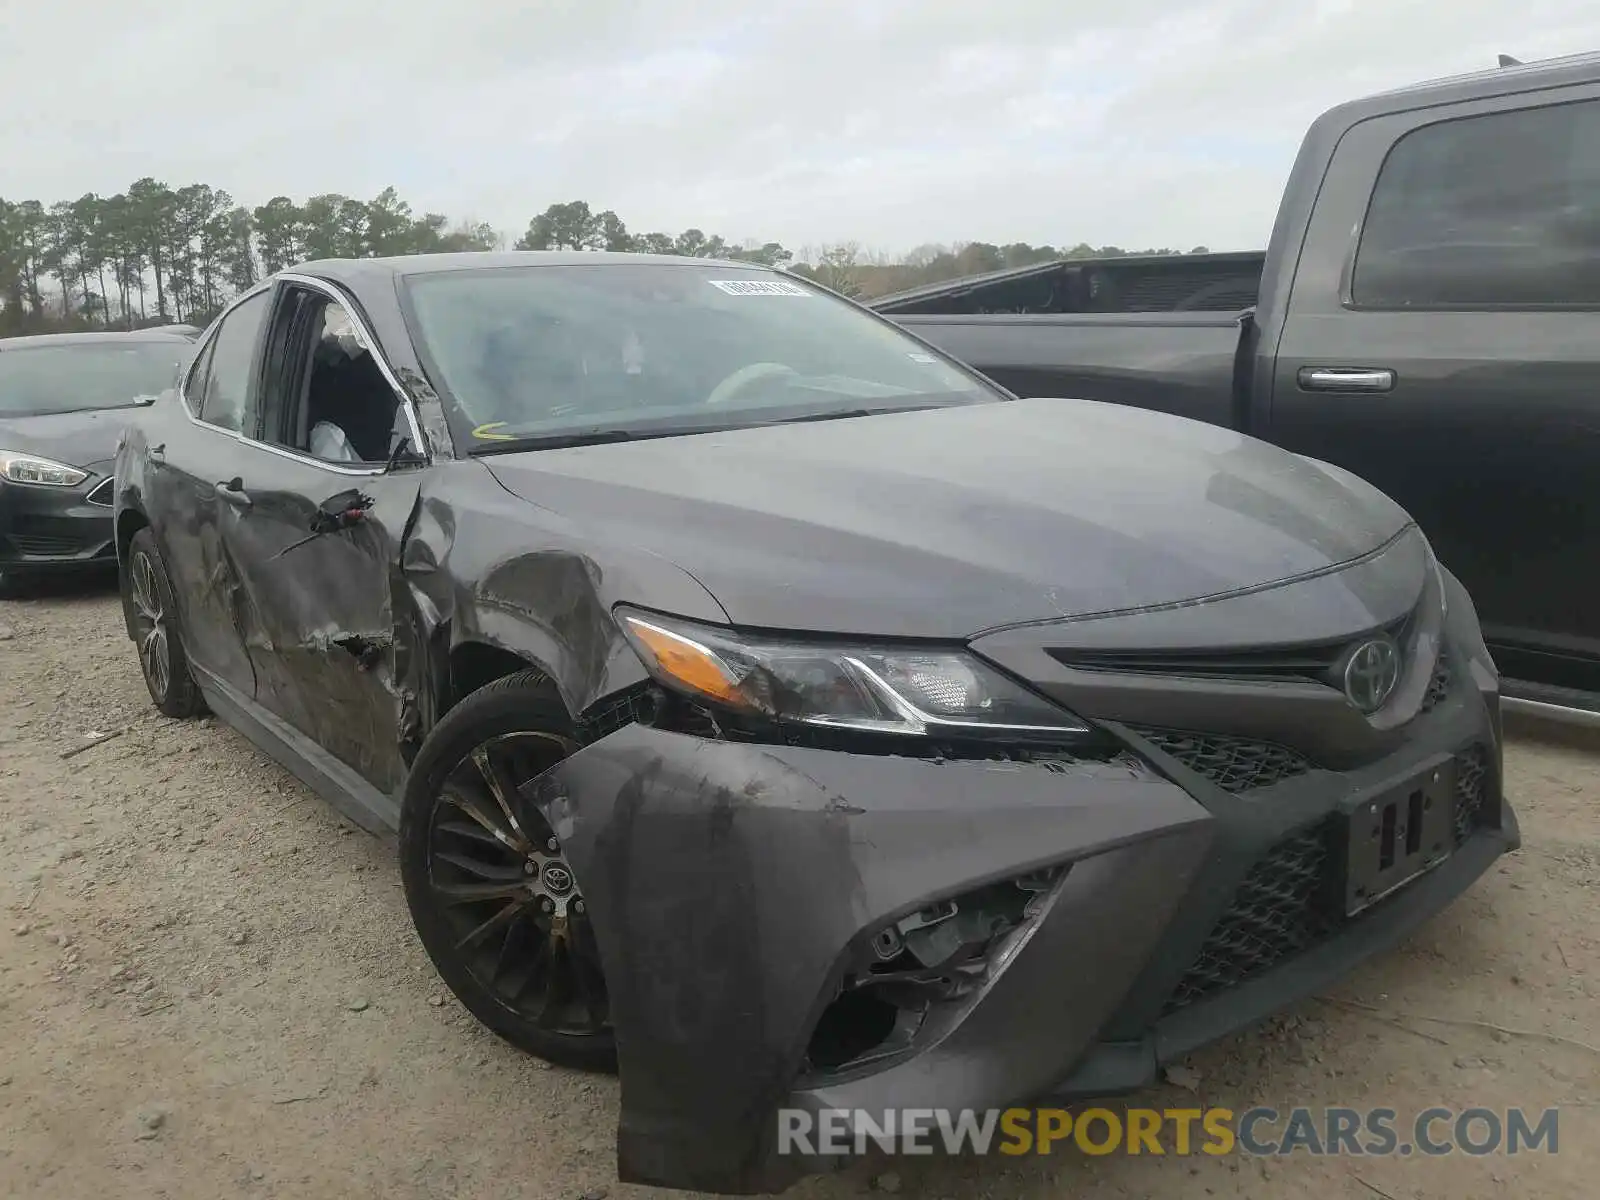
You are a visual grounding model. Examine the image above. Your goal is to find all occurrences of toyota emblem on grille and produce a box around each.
[1343,636,1401,713]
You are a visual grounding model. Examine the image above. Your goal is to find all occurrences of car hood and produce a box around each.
[481,397,1417,639]
[0,406,141,471]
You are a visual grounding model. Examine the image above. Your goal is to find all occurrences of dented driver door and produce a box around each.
[218,454,421,796]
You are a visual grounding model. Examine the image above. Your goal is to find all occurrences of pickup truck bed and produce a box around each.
[890,311,1246,431]
[871,251,1265,317]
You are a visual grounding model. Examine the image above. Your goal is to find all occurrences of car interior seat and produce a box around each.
[299,312,400,462]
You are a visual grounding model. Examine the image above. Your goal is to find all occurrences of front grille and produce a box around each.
[86,478,114,507]
[1453,744,1490,845]
[1054,644,1345,685]
[1162,822,1337,1012]
[1163,742,1497,1015]
[7,533,81,556]
[1126,726,1313,793]
[1051,613,1413,689]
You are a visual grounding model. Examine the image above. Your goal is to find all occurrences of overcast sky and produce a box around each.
[3,1,1598,255]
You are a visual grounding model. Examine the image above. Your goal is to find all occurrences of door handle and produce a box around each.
[1297,367,1395,393]
[148,444,166,467]
[215,478,252,509]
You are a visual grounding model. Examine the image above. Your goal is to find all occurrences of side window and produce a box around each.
[264,291,405,464]
[183,336,216,407]
[1353,98,1600,308]
[196,291,271,433]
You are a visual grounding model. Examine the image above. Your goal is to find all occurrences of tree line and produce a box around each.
[0,180,1210,336]
[0,182,504,336]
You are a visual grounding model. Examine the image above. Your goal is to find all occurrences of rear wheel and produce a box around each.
[399,671,615,1071]
[123,528,203,718]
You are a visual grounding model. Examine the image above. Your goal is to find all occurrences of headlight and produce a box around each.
[0,450,88,487]
[616,607,1090,738]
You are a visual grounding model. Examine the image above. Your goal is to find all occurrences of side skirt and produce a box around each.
[192,665,400,835]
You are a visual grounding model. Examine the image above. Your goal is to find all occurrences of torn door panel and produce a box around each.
[390,364,456,461]
[222,475,422,793]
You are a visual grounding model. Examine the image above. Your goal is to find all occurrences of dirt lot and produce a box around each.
[0,580,1595,1200]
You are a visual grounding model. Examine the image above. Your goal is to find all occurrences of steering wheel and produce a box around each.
[705,362,797,406]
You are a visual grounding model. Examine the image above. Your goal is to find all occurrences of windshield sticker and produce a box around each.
[471,421,515,440]
[706,279,809,297]
[907,352,938,364]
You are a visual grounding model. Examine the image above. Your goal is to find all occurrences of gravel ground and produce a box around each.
[1,578,1596,1200]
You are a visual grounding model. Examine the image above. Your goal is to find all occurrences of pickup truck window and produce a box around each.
[1353,97,1600,308]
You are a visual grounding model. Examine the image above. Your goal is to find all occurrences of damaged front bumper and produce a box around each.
[529,660,1514,1193]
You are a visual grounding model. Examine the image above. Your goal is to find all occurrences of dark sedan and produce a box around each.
[0,329,196,590]
[113,253,1516,1193]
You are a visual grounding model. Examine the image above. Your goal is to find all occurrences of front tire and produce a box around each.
[399,670,616,1071]
[123,528,204,718]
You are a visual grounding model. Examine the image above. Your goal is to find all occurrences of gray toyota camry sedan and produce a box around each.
[111,252,1515,1193]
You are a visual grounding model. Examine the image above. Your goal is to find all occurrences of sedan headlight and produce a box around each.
[617,607,1090,738]
[0,449,88,487]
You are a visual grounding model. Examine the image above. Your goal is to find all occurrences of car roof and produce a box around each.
[292,250,781,291]
[0,328,197,350]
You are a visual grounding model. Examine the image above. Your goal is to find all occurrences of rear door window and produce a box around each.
[1353,97,1600,308]
[195,291,272,433]
[184,337,216,409]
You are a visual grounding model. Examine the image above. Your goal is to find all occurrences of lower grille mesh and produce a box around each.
[1162,822,1336,1012]
[1163,742,1497,1014]
[1453,745,1490,845]
[8,534,81,556]
[1127,727,1313,793]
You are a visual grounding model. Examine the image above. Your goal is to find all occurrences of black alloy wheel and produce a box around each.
[399,671,615,1070]
[123,527,203,718]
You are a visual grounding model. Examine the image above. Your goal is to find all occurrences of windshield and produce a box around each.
[0,342,186,417]
[399,264,1005,448]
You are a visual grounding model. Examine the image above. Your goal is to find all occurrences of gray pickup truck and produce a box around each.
[874,51,1600,723]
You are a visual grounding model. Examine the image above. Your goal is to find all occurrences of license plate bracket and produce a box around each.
[1344,758,1457,916]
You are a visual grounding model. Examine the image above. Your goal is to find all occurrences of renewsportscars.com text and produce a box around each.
[777,1106,1560,1158]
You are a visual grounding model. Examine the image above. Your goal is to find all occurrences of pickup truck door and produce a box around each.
[1264,84,1600,696]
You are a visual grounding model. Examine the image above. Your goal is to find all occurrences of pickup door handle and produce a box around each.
[1298,367,1395,393]
[215,478,252,509]
[148,444,166,466]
